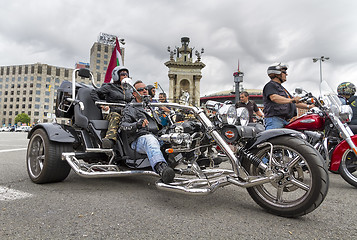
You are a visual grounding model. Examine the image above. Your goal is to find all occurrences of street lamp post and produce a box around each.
[313,56,329,96]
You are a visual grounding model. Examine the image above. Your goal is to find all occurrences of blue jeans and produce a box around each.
[131,134,167,171]
[264,117,289,130]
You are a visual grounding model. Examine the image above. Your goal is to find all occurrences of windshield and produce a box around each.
[320,80,343,107]
[320,80,353,122]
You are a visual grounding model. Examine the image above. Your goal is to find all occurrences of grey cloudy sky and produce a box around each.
[1,0,357,96]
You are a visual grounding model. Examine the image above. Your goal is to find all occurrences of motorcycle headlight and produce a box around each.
[340,105,353,123]
[236,107,249,126]
[217,104,238,125]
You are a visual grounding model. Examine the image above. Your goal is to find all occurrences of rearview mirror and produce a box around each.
[295,88,303,94]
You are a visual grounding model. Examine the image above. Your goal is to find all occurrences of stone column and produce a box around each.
[194,75,202,106]
[168,73,176,103]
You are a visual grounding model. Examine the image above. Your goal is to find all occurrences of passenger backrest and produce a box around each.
[74,87,103,129]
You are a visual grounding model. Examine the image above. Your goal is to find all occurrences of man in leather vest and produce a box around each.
[263,63,312,130]
[120,81,175,184]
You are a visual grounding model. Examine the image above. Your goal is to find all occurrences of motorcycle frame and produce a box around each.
[31,69,296,195]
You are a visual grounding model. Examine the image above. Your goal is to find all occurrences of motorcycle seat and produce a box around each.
[90,120,109,130]
[74,87,108,130]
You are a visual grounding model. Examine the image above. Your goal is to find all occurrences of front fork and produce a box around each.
[336,120,357,157]
[195,110,268,180]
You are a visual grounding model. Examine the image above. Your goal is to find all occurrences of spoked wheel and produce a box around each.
[27,128,72,183]
[339,149,357,188]
[243,136,329,217]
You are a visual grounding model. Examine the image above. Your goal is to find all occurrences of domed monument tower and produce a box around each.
[165,37,205,106]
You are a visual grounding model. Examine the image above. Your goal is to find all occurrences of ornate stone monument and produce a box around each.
[165,37,205,106]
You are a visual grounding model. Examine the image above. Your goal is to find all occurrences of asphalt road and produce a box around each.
[1,132,357,240]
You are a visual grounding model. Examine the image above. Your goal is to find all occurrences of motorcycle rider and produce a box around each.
[146,84,157,102]
[120,80,175,184]
[337,82,357,133]
[263,63,312,129]
[90,66,132,148]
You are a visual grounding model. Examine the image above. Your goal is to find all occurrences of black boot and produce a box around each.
[102,138,115,149]
[155,162,175,184]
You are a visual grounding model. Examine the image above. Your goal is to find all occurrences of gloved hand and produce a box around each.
[136,118,145,129]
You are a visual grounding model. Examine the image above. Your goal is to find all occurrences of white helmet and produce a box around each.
[267,62,288,75]
[112,66,129,82]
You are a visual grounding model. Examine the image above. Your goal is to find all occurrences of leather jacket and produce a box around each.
[90,83,132,113]
[121,101,162,144]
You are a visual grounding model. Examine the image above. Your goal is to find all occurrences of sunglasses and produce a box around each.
[119,72,128,76]
[281,70,287,74]
[136,87,148,92]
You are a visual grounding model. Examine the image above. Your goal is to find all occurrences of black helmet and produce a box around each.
[112,66,129,82]
[267,62,288,75]
[337,82,356,97]
[146,85,155,97]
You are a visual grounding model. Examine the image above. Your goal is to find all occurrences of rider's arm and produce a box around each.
[120,107,146,132]
[256,109,264,118]
[296,102,313,109]
[90,85,109,109]
[269,94,300,104]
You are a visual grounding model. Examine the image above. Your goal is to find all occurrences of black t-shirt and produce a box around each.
[263,80,296,119]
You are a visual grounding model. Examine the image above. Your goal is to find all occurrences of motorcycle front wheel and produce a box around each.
[243,136,329,217]
[339,149,357,188]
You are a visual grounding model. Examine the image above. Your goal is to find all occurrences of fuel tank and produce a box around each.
[285,113,325,131]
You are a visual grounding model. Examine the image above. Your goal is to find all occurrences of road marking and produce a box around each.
[0,148,27,153]
[0,186,33,201]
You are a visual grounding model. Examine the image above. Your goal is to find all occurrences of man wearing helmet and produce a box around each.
[337,82,357,128]
[146,84,157,102]
[91,66,132,148]
[263,63,312,130]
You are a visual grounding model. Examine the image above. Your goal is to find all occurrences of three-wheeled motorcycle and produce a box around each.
[26,68,329,217]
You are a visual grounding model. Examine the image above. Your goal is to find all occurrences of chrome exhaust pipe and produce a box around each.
[63,152,158,178]
[155,176,231,195]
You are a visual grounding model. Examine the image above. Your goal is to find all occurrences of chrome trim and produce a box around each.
[62,152,158,178]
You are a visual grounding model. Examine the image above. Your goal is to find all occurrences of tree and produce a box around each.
[15,113,31,125]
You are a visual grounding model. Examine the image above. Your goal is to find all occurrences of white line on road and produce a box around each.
[0,186,33,201]
[0,148,27,153]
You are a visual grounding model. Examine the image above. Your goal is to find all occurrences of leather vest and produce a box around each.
[263,81,296,119]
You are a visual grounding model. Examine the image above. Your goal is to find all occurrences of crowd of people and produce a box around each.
[90,63,357,183]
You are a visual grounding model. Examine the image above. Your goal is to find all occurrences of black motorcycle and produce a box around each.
[26,68,329,217]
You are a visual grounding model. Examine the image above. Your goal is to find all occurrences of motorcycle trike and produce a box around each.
[26,68,329,217]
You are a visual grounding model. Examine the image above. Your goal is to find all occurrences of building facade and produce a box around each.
[165,37,205,106]
[89,33,124,85]
[90,42,114,85]
[0,34,119,126]
[0,63,73,126]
